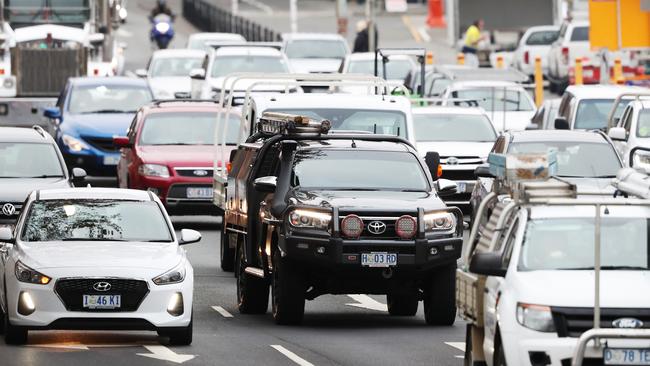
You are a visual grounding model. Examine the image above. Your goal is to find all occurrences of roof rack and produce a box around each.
[32,125,47,139]
[256,112,331,136]
[206,42,283,51]
[606,92,650,129]
[152,99,219,106]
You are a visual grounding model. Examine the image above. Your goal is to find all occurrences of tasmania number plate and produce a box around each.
[83,295,121,309]
[604,348,650,365]
[361,252,397,267]
[187,187,213,198]
[103,156,120,166]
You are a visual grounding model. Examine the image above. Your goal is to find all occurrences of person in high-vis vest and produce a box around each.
[462,19,486,67]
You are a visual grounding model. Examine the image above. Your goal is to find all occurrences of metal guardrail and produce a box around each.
[182,0,282,42]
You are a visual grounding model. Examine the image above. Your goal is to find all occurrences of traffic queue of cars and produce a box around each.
[0,29,648,364]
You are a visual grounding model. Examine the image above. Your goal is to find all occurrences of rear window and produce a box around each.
[570,26,589,42]
[525,30,558,45]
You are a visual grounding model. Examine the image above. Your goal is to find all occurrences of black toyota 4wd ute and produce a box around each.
[221,113,463,325]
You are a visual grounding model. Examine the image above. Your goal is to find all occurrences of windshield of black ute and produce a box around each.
[292,150,429,191]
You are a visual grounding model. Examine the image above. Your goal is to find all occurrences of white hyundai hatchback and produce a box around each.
[0,188,200,345]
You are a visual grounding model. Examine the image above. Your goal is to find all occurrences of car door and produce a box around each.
[617,105,635,161]
[118,113,140,188]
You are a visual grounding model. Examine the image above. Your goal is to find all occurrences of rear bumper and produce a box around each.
[136,176,218,215]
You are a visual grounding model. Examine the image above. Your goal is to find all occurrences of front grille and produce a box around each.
[440,156,482,165]
[440,169,476,181]
[168,183,212,199]
[83,136,119,152]
[55,278,149,312]
[552,307,650,338]
[174,168,214,178]
[338,214,415,240]
[0,202,22,220]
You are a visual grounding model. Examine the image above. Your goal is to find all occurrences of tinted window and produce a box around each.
[22,200,172,242]
[139,112,241,145]
[68,85,152,114]
[451,88,534,111]
[211,56,288,77]
[348,59,414,80]
[637,110,650,138]
[570,26,589,41]
[519,218,649,270]
[285,40,347,59]
[509,141,621,177]
[413,114,496,142]
[0,143,64,178]
[525,30,558,45]
[150,57,204,77]
[574,99,625,129]
[292,150,429,191]
[268,108,407,138]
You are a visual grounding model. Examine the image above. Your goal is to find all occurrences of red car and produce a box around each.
[114,100,241,215]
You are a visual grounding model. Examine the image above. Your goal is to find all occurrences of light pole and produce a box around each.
[290,0,298,33]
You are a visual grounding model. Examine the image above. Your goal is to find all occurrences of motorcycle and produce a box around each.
[150,14,174,49]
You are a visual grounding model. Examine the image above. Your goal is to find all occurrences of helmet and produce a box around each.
[157,0,167,7]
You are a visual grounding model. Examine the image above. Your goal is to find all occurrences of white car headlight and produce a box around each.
[62,134,89,152]
[516,303,556,332]
[632,151,650,172]
[15,261,51,285]
[155,22,170,34]
[288,209,331,231]
[153,262,186,285]
[138,164,170,178]
[423,211,457,233]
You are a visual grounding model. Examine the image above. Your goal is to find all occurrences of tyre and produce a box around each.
[386,291,418,316]
[220,230,235,272]
[423,263,457,326]
[271,250,305,325]
[156,37,170,49]
[236,242,269,314]
[167,317,193,346]
[4,313,27,345]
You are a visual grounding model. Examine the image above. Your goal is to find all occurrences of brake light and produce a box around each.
[562,47,569,64]
[524,51,529,65]
[341,215,363,239]
[93,68,99,76]
[395,215,417,239]
[437,164,443,178]
[226,161,232,174]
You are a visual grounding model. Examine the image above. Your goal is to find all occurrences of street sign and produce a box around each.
[589,0,650,50]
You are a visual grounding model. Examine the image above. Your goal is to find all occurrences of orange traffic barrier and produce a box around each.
[575,58,583,85]
[457,53,465,65]
[426,0,445,28]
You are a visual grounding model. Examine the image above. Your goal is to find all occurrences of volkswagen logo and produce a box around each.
[193,169,209,177]
[367,221,387,235]
[92,281,112,292]
[446,157,459,165]
[612,318,644,329]
[1,203,15,216]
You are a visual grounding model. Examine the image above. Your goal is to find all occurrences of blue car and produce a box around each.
[45,77,153,176]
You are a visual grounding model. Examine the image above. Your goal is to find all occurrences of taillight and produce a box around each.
[524,51,529,65]
[341,215,363,238]
[226,161,232,174]
[561,47,569,64]
[0,68,5,75]
[395,215,417,239]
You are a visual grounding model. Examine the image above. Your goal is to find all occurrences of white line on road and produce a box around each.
[445,342,466,352]
[418,26,432,42]
[270,345,315,366]
[137,345,196,364]
[345,294,388,312]
[211,305,234,318]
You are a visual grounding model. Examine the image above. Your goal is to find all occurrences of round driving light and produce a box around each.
[341,214,363,238]
[395,215,417,239]
[18,291,35,315]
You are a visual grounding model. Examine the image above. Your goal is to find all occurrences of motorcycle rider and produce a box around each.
[150,0,174,20]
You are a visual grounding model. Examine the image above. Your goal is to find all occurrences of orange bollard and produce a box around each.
[613,58,624,84]
[426,51,434,65]
[534,57,544,107]
[574,58,583,85]
[457,53,465,65]
[426,0,446,28]
[496,55,504,69]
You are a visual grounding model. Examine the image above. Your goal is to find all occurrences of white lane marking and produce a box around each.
[212,305,234,318]
[418,26,432,42]
[270,345,315,366]
[345,294,388,312]
[445,341,466,352]
[455,355,464,358]
[137,345,196,364]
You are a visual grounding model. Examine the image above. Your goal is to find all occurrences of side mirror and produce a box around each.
[254,176,277,193]
[436,179,458,197]
[554,117,569,130]
[608,127,627,141]
[179,229,201,245]
[474,164,493,178]
[469,252,506,277]
[113,136,132,148]
[71,167,87,185]
[135,69,148,78]
[0,227,13,243]
[425,151,441,181]
[525,123,539,130]
[43,107,61,120]
[189,68,206,80]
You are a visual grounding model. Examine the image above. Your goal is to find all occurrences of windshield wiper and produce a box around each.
[560,265,648,270]
[62,238,126,241]
[82,109,133,114]
[150,143,194,146]
[557,175,616,178]
[29,175,65,178]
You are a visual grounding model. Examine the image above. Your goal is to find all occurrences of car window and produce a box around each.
[150,57,204,77]
[68,85,153,114]
[413,113,496,142]
[525,30,558,45]
[348,59,414,80]
[429,78,451,97]
[285,40,347,59]
[211,56,288,77]
[451,88,535,112]
[0,143,64,178]
[519,217,649,271]
[491,136,506,153]
[509,141,621,177]
[22,200,173,242]
[570,26,589,42]
[574,99,623,130]
[637,110,650,138]
[139,112,241,145]
[292,150,429,191]
[621,106,634,133]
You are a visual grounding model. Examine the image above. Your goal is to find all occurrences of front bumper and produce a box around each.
[62,149,119,177]
[136,175,219,215]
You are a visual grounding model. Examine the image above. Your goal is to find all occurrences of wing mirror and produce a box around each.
[554,117,569,130]
[179,229,201,245]
[474,164,493,178]
[469,252,506,277]
[113,136,132,148]
[43,107,61,120]
[71,167,87,185]
[436,179,458,197]
[525,123,539,130]
[189,68,206,80]
[425,151,441,181]
[135,69,148,78]
[254,176,277,193]
[608,127,627,141]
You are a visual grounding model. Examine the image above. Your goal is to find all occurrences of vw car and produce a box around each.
[44,77,153,176]
[0,188,200,345]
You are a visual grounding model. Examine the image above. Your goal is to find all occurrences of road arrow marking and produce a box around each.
[445,342,466,352]
[345,294,388,312]
[137,345,196,364]
[270,345,314,366]
[212,305,234,318]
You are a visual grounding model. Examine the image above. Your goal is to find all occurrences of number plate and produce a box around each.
[361,252,397,267]
[457,182,466,193]
[83,295,121,309]
[103,155,120,166]
[605,348,650,365]
[187,187,213,198]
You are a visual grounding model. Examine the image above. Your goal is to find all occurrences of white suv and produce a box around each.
[608,97,650,170]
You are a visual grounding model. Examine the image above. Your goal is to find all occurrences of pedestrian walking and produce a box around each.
[352,20,378,53]
[461,19,486,67]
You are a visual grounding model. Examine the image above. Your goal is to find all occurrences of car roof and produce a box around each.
[252,93,412,110]
[143,100,241,114]
[282,33,346,42]
[36,188,153,201]
[347,52,414,61]
[0,127,52,143]
[447,80,523,89]
[412,106,486,115]
[564,85,647,99]
[295,138,412,152]
[509,129,607,143]
[151,49,206,59]
[70,76,150,87]
[189,32,245,41]
[215,47,283,57]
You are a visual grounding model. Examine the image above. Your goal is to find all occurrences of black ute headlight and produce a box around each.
[288,209,332,231]
[423,211,457,233]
